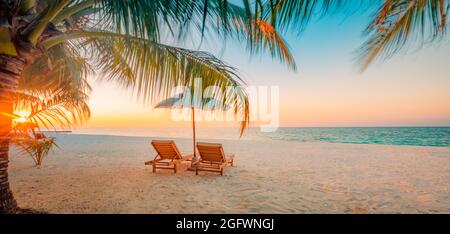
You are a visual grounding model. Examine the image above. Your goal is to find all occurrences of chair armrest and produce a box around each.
[145,154,160,165]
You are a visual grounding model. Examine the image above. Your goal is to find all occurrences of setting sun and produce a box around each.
[13,111,30,123]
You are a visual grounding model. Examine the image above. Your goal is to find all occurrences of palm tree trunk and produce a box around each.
[0,54,25,214]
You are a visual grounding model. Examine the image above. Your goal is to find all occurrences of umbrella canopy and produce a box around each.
[155,95,227,110]
[155,94,229,159]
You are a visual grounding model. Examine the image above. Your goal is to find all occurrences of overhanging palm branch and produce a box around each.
[26,0,303,134]
[45,30,249,134]
[226,5,297,70]
[257,0,448,69]
[258,0,354,32]
[19,42,92,97]
[14,38,91,130]
[9,40,89,166]
[14,39,92,129]
[14,89,90,129]
[10,89,88,167]
[360,0,449,70]
[62,0,297,68]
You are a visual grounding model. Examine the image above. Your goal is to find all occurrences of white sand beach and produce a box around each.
[8,134,450,214]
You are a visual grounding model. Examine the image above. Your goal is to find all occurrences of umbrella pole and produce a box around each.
[192,107,196,159]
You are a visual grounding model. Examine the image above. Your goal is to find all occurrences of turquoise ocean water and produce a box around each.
[256,127,450,147]
[69,127,450,147]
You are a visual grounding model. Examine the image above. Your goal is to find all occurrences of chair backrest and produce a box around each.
[151,140,182,160]
[196,142,225,162]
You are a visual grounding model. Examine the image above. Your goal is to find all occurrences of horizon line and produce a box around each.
[47,125,450,130]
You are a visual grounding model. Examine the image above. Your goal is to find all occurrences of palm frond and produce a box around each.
[45,30,249,134]
[231,16,297,70]
[360,0,449,70]
[13,135,58,166]
[16,41,92,129]
[87,0,296,69]
[14,90,91,129]
[262,0,354,32]
[20,42,92,96]
[23,0,71,44]
[94,0,186,42]
[88,33,249,134]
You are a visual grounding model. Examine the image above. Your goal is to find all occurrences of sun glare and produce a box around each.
[13,111,30,123]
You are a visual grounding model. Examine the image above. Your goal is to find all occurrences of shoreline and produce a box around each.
[49,132,450,149]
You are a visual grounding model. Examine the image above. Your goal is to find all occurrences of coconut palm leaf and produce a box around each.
[9,34,91,131]
[14,89,90,129]
[13,136,58,166]
[29,0,305,134]
[19,43,92,97]
[360,0,449,70]
[46,0,296,69]
[258,0,354,31]
[43,30,249,134]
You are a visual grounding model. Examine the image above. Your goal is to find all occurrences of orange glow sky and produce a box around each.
[83,11,450,129]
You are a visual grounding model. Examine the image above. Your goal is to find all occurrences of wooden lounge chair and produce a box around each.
[145,140,193,173]
[194,142,235,176]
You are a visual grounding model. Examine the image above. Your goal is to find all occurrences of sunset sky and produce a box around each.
[84,6,450,129]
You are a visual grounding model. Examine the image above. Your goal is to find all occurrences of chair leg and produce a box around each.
[221,168,224,176]
[174,164,177,173]
[152,163,156,173]
[196,167,199,175]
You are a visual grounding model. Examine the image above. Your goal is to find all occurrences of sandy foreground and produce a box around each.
[8,134,450,214]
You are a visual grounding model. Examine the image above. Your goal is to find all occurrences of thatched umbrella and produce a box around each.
[155,94,228,161]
